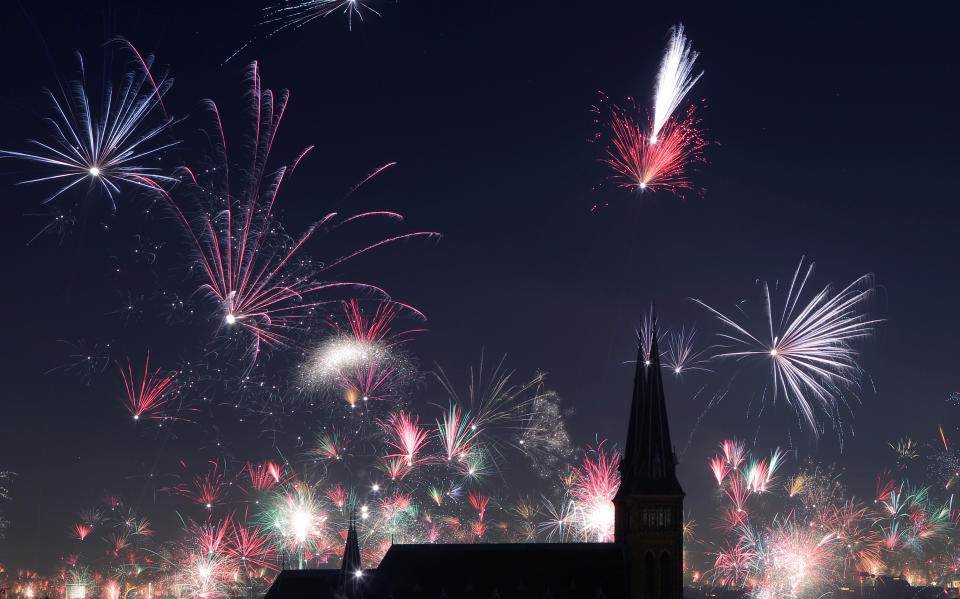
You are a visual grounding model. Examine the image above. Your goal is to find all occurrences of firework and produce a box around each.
[244,461,284,492]
[263,0,381,33]
[593,23,707,199]
[663,325,711,375]
[381,411,431,468]
[596,99,707,195]
[636,309,663,365]
[171,464,228,510]
[744,517,839,599]
[694,257,881,435]
[709,456,731,486]
[71,524,93,541]
[468,492,490,522]
[434,355,552,460]
[264,481,332,568]
[515,390,575,477]
[890,437,919,462]
[302,300,421,405]
[162,63,437,364]
[651,24,703,144]
[0,42,178,210]
[227,521,278,579]
[116,352,188,422]
[177,518,237,599]
[567,443,620,542]
[312,428,350,461]
[435,403,480,463]
[722,438,747,469]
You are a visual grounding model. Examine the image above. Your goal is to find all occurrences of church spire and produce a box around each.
[617,313,683,497]
[341,510,362,574]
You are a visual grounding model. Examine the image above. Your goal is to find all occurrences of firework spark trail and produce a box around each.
[160,63,438,364]
[263,0,382,33]
[651,24,703,144]
[0,43,179,210]
[694,257,881,435]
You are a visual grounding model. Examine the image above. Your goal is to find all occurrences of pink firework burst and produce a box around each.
[162,63,437,364]
[244,461,283,492]
[381,411,430,468]
[116,351,189,422]
[228,521,278,577]
[325,484,349,510]
[722,439,747,469]
[70,524,93,541]
[709,456,731,486]
[569,442,621,542]
[335,299,424,347]
[169,463,228,509]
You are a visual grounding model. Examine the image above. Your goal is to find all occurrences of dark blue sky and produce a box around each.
[0,0,957,570]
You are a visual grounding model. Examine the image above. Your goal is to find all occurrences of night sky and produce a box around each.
[1,0,958,572]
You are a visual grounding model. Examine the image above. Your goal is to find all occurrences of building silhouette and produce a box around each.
[264,319,684,599]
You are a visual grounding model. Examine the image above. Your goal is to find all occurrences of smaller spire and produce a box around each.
[341,510,362,574]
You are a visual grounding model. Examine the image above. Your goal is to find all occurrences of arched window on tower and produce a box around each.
[659,552,672,599]
[644,552,656,597]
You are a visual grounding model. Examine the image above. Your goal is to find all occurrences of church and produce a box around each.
[264,326,685,599]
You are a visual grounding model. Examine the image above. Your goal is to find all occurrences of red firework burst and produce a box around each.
[595,96,707,198]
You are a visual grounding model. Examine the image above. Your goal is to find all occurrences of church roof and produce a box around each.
[264,543,626,599]
[377,543,626,599]
[617,316,684,497]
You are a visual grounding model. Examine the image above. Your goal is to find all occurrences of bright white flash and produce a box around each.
[651,24,703,141]
[89,166,101,177]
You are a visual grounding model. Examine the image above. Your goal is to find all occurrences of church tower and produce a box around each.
[614,319,685,599]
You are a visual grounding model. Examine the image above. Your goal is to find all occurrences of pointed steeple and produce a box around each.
[341,510,362,574]
[617,313,684,497]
